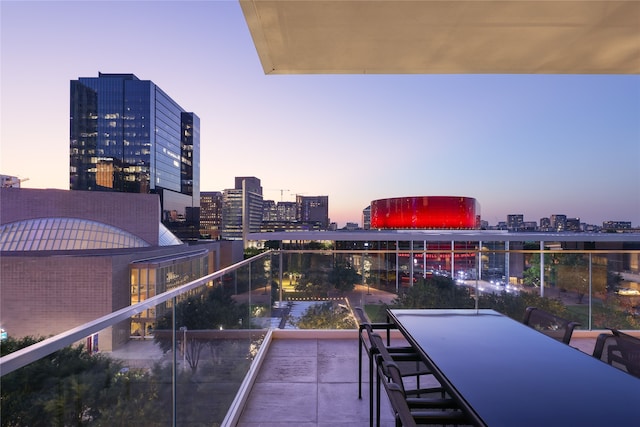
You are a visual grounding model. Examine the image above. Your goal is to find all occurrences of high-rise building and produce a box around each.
[603,221,632,231]
[507,214,524,231]
[200,191,223,239]
[296,195,329,229]
[566,217,582,232]
[362,205,371,230]
[263,200,278,222]
[221,177,263,242]
[550,214,568,232]
[540,217,551,232]
[276,201,297,222]
[69,73,200,239]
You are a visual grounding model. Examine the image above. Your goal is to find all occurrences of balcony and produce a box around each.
[1,242,639,426]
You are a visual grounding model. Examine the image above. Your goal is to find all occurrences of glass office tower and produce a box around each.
[70,73,200,239]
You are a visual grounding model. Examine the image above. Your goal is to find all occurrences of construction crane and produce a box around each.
[266,188,291,202]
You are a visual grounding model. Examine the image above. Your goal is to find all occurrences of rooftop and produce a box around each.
[111,330,598,427]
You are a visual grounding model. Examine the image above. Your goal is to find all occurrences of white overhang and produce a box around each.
[239,0,640,75]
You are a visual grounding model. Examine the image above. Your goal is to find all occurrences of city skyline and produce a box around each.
[1,1,639,227]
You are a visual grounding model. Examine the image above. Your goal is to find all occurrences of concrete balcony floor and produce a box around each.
[233,332,597,427]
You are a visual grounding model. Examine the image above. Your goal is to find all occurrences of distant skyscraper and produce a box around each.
[550,214,568,232]
[276,201,297,222]
[566,217,582,232]
[540,217,551,232]
[603,221,632,231]
[297,195,329,229]
[69,73,200,239]
[200,191,223,239]
[263,200,278,222]
[507,214,524,231]
[222,177,263,242]
[362,205,371,230]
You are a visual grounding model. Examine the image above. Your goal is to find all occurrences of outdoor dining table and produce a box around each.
[386,308,640,427]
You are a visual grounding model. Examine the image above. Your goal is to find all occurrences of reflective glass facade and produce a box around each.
[70,73,200,236]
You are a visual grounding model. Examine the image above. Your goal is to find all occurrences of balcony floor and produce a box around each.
[234,335,597,427]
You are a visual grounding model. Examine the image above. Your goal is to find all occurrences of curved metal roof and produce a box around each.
[0,217,182,251]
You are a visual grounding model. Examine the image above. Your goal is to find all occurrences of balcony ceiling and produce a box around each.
[239,0,640,74]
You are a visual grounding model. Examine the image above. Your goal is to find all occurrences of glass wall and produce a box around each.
[2,245,639,426]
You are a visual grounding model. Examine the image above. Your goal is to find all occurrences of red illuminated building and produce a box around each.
[370,196,480,229]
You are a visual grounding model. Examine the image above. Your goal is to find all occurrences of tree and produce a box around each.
[295,302,357,329]
[556,253,607,304]
[0,337,155,427]
[391,276,474,309]
[295,269,330,298]
[154,285,249,372]
[328,262,361,294]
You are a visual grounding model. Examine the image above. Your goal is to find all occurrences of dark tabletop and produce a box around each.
[387,309,640,427]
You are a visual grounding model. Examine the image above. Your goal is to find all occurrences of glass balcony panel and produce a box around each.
[2,248,639,426]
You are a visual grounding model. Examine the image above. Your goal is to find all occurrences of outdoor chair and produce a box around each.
[363,328,435,427]
[355,306,417,399]
[593,330,640,379]
[370,332,464,427]
[523,306,580,344]
[378,361,472,426]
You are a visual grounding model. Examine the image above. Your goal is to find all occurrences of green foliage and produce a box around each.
[264,240,281,250]
[154,285,250,371]
[477,290,567,321]
[327,262,361,294]
[607,271,623,293]
[387,276,575,323]
[156,286,248,332]
[0,337,140,427]
[244,247,264,258]
[295,302,357,329]
[390,276,475,309]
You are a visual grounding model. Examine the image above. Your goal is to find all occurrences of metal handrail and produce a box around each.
[0,252,270,376]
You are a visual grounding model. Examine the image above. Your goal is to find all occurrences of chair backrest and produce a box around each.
[383,381,419,427]
[523,306,580,344]
[354,306,371,325]
[593,331,640,378]
[356,306,396,346]
[609,330,640,378]
[592,332,616,361]
[369,331,393,363]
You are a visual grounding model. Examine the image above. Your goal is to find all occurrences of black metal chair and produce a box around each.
[355,306,417,399]
[593,330,640,379]
[378,360,472,426]
[369,332,467,427]
[523,306,580,344]
[362,326,435,427]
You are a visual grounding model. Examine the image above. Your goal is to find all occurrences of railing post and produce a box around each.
[588,252,606,330]
[540,241,545,298]
[279,251,283,303]
[172,296,177,427]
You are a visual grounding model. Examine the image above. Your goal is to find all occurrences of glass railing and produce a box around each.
[1,247,639,426]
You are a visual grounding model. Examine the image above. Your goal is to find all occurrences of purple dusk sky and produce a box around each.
[1,1,639,227]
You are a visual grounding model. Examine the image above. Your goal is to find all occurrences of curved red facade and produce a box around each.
[370,196,480,229]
